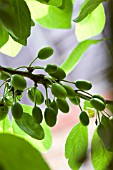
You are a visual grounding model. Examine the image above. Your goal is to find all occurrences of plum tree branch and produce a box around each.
[0,65,113,105]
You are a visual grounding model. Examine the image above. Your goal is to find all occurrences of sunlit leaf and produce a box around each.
[0,134,51,170]
[61,39,102,75]
[0,36,22,57]
[65,123,88,169]
[25,0,62,7]
[0,116,12,133]
[75,4,105,41]
[74,0,108,22]
[26,0,72,29]
[83,100,93,110]
[91,129,113,170]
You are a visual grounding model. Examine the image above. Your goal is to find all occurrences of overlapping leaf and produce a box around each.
[0,36,22,57]
[0,23,9,48]
[65,123,88,169]
[106,104,113,113]
[91,129,113,170]
[75,4,105,41]
[12,104,52,152]
[15,112,45,140]
[74,0,108,22]
[0,0,31,45]
[26,0,62,7]
[0,104,52,152]
[97,115,113,151]
[0,134,51,170]
[26,0,72,28]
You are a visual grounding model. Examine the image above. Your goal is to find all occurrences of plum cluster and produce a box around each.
[0,47,109,130]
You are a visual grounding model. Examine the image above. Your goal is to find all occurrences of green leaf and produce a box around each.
[0,134,51,170]
[47,0,63,7]
[15,112,45,140]
[0,23,9,48]
[0,116,12,133]
[97,115,113,151]
[26,0,62,7]
[12,119,52,152]
[74,0,108,22]
[0,0,31,45]
[75,4,105,41]
[65,123,88,169]
[26,0,72,29]
[91,129,113,170]
[83,100,93,110]
[61,39,102,75]
[0,36,22,57]
[106,104,113,113]
[12,104,52,152]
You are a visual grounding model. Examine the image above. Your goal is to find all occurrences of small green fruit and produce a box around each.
[90,98,105,111]
[28,87,44,105]
[50,100,58,115]
[75,80,92,90]
[69,96,80,105]
[11,74,27,90]
[92,94,106,104]
[63,84,75,98]
[44,107,57,127]
[38,47,54,60]
[50,67,66,80]
[11,102,23,120]
[0,105,8,121]
[56,98,69,113]
[32,106,43,124]
[79,111,89,126]
[44,64,57,74]
[51,83,67,98]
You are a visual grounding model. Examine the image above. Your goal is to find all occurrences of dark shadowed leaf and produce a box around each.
[106,104,113,114]
[74,0,108,22]
[0,0,31,45]
[97,115,113,151]
[91,129,113,170]
[15,112,44,140]
[12,104,52,152]
[0,24,9,48]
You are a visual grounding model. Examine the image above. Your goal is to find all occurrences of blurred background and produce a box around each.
[0,0,113,170]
